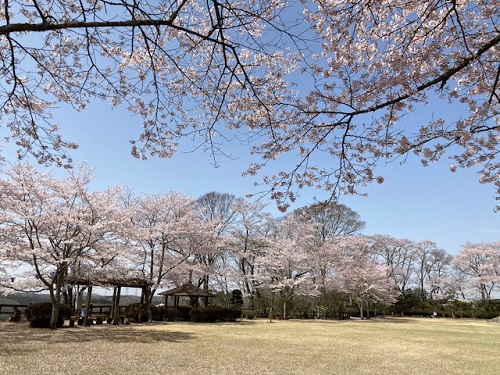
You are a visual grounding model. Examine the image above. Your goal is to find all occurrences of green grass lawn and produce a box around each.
[1,317,499,375]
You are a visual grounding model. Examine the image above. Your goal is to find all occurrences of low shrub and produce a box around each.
[231,289,244,305]
[241,309,260,319]
[177,305,192,321]
[437,299,500,319]
[190,306,242,322]
[24,302,73,328]
[149,305,179,321]
[224,307,242,321]
[123,303,150,323]
[152,305,164,321]
[150,304,162,321]
[163,307,180,321]
[125,303,186,322]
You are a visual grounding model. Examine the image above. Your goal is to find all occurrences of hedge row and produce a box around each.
[190,306,242,322]
[24,302,73,328]
[123,303,242,323]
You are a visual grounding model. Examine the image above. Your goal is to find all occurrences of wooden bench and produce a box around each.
[93,314,108,324]
[69,315,80,327]
[70,314,109,326]
[338,312,350,320]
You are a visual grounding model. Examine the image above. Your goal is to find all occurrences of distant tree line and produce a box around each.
[1,163,499,327]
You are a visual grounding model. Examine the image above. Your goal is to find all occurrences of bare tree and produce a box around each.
[294,201,365,241]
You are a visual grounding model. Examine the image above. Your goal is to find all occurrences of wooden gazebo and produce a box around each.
[159,282,215,308]
[65,276,152,325]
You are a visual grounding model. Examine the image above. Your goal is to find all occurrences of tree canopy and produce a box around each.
[1,163,500,325]
[0,1,498,210]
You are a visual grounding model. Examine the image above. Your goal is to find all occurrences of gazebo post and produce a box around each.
[111,287,117,320]
[83,285,93,326]
[76,286,84,313]
[113,286,121,325]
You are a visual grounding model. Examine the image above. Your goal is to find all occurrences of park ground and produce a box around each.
[1,317,499,375]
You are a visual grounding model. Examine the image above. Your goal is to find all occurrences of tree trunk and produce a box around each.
[62,286,73,308]
[49,301,60,329]
[203,275,209,291]
[268,291,275,323]
[145,286,153,322]
[268,306,273,323]
[112,286,121,325]
[282,289,290,320]
[49,272,63,329]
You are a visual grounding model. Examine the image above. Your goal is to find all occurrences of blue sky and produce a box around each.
[5,97,494,254]
[1,97,496,257]
[0,5,497,258]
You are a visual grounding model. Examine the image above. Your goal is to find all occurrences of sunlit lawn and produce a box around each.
[1,317,499,375]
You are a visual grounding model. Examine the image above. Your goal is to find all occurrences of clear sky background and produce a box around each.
[2,95,497,257]
[0,4,497,259]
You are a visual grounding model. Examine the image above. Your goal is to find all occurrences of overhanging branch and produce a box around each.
[0,18,221,45]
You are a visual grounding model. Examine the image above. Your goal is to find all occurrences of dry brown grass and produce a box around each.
[1,317,499,374]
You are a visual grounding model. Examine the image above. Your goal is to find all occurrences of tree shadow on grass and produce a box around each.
[0,321,195,347]
[289,317,413,324]
[354,317,414,323]
[200,319,261,326]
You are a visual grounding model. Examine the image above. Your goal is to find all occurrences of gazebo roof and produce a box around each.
[65,276,151,288]
[159,282,215,297]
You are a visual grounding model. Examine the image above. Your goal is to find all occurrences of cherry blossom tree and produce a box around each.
[122,191,220,309]
[254,214,317,319]
[413,240,446,300]
[417,244,453,300]
[0,1,498,210]
[195,192,239,291]
[334,236,398,319]
[371,235,418,295]
[0,0,298,169]
[0,162,124,328]
[225,199,274,298]
[252,0,500,209]
[292,201,365,291]
[452,241,500,300]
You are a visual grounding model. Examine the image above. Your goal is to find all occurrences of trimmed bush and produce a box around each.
[190,306,242,322]
[150,305,179,321]
[211,291,232,308]
[163,307,180,321]
[24,302,73,328]
[241,309,260,319]
[123,303,150,323]
[231,289,244,305]
[152,305,164,321]
[177,305,192,321]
